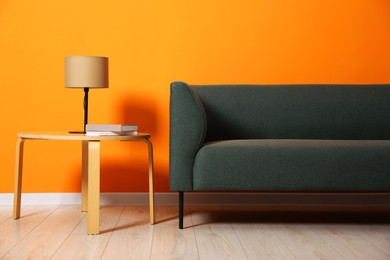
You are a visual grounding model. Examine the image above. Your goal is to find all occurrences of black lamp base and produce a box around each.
[69,87,89,134]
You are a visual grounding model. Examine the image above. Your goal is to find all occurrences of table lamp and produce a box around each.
[65,56,109,133]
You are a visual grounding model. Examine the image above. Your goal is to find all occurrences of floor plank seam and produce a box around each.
[189,206,201,259]
[232,227,250,260]
[100,205,126,259]
[2,205,60,259]
[0,212,9,226]
[269,225,295,259]
[308,224,345,259]
[51,211,88,259]
[362,232,390,258]
[148,224,156,260]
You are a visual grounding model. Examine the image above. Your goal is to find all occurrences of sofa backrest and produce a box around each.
[189,83,390,141]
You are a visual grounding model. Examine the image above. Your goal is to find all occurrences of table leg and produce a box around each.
[88,140,100,235]
[13,138,25,219]
[81,140,88,212]
[143,139,155,225]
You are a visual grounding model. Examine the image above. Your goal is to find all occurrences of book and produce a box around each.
[85,130,138,136]
[86,124,138,132]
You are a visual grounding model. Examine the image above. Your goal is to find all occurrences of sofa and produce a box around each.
[169,81,390,229]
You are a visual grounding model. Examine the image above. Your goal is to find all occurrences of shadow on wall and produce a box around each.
[99,93,168,192]
[121,94,158,135]
[68,93,169,193]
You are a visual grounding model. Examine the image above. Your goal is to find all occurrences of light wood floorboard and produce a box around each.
[101,205,154,260]
[0,205,389,259]
[51,205,124,259]
[312,224,390,259]
[3,205,83,259]
[151,206,198,259]
[0,206,11,225]
[190,206,249,260]
[0,206,58,259]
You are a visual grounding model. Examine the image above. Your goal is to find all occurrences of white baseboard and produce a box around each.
[1,192,390,206]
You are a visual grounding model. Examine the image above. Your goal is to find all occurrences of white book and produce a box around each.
[86,124,138,132]
[85,131,138,136]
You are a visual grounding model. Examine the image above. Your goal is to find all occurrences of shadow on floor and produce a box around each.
[188,205,390,226]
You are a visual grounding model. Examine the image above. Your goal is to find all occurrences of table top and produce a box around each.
[17,132,151,141]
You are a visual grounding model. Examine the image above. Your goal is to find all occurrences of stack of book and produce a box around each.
[85,124,138,136]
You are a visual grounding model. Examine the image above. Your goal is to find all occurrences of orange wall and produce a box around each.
[1,0,390,193]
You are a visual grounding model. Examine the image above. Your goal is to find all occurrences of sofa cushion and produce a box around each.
[193,139,390,191]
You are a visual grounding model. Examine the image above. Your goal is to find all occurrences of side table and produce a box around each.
[13,132,155,235]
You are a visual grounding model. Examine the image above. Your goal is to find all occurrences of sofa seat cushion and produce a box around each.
[193,139,390,191]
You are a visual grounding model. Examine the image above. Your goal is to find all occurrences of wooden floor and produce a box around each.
[1,205,390,259]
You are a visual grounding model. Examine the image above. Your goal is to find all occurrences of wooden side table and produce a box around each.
[13,132,155,235]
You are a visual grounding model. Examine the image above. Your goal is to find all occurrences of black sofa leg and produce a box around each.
[179,191,184,229]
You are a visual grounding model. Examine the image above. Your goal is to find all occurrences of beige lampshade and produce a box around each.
[65,56,109,88]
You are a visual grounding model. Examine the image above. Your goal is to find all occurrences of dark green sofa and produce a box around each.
[169,81,390,229]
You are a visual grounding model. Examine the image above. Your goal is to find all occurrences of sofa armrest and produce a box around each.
[169,81,207,191]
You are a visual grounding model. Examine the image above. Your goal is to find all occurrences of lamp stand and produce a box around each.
[69,87,89,134]
[83,87,89,133]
